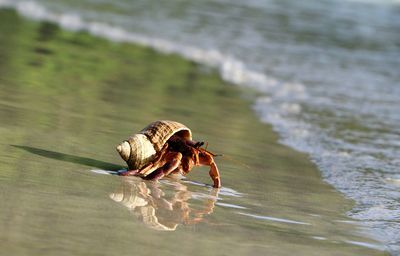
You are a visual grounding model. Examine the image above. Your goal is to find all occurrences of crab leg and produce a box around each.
[119,144,169,177]
[145,152,183,180]
[209,162,221,188]
[119,169,140,176]
[137,143,169,176]
[199,151,221,188]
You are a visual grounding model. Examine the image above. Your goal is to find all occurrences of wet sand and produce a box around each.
[0,9,389,256]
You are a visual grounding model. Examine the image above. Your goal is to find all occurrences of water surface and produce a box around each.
[1,1,399,252]
[0,10,389,255]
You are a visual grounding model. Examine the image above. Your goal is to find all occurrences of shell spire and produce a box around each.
[116,141,130,162]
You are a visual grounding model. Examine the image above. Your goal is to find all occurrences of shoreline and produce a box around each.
[0,8,389,256]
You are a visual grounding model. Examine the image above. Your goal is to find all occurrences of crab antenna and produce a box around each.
[203,148,223,157]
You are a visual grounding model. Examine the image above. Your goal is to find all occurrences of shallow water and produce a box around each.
[0,10,389,255]
[0,0,399,253]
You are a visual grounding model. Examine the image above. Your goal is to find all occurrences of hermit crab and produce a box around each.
[116,120,221,188]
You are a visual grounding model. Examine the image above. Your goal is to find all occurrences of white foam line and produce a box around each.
[216,202,247,209]
[90,169,118,175]
[344,240,385,251]
[237,212,311,225]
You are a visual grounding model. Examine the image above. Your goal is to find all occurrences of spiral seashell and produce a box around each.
[116,120,192,171]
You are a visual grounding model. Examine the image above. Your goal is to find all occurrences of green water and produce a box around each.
[0,9,388,256]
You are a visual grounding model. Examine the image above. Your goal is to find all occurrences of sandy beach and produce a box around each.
[0,9,390,256]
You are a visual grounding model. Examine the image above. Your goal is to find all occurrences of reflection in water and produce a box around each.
[110,178,219,231]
